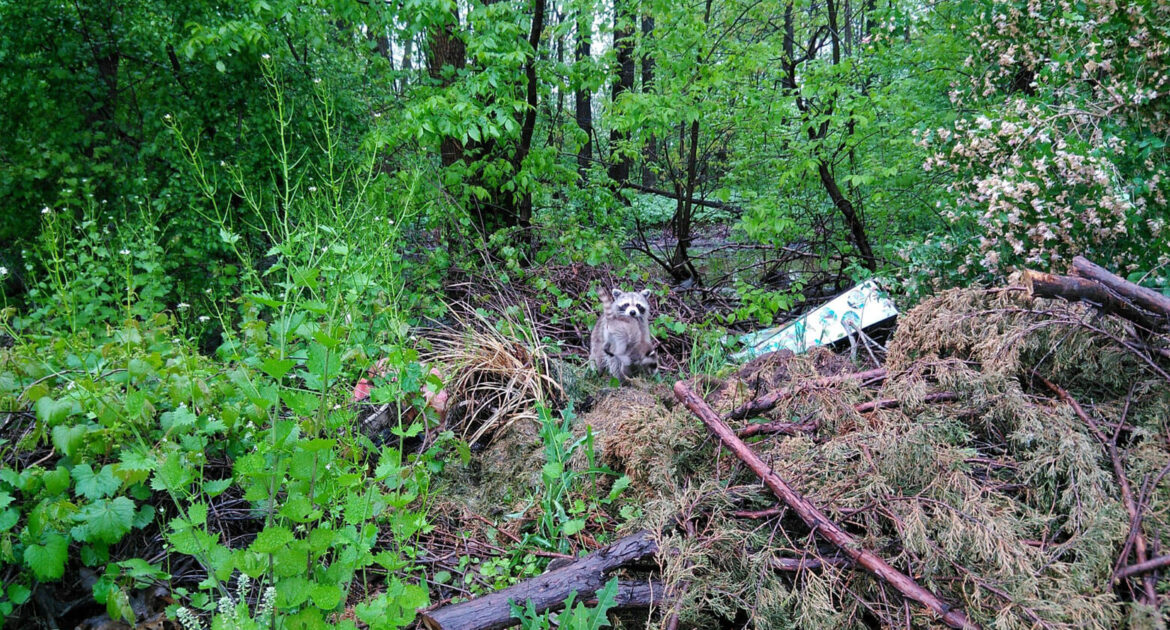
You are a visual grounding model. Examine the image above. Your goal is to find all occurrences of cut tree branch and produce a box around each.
[1022,269,1165,331]
[1115,554,1170,582]
[674,381,980,630]
[853,392,958,414]
[1071,256,1170,324]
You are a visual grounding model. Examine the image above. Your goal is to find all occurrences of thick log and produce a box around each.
[727,368,887,421]
[418,530,661,630]
[1070,257,1170,324]
[674,381,981,630]
[1022,269,1164,331]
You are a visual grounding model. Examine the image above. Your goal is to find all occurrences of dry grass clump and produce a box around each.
[423,303,563,445]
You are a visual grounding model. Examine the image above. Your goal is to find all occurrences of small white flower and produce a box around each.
[177,302,190,309]
[308,186,317,192]
[41,207,50,215]
[313,77,321,84]
[373,111,382,118]
[120,249,131,256]
[0,267,7,277]
[220,160,226,167]
[163,113,172,121]
[262,53,271,60]
[199,315,211,323]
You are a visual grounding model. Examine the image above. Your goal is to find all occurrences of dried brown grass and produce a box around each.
[422,303,563,445]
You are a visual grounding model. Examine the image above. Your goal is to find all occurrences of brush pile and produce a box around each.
[420,262,1170,629]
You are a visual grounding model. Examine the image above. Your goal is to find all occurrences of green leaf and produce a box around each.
[75,497,135,544]
[560,518,586,536]
[215,60,226,73]
[202,478,233,497]
[0,508,18,532]
[250,526,294,554]
[43,467,71,495]
[106,585,134,623]
[35,396,74,427]
[24,533,68,581]
[276,575,312,608]
[161,404,198,433]
[261,357,297,380]
[310,582,343,610]
[51,425,88,458]
[72,464,120,500]
[7,583,31,605]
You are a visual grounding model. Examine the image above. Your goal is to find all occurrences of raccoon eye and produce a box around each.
[636,305,646,313]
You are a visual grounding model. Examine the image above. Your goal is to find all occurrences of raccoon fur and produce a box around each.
[589,288,656,382]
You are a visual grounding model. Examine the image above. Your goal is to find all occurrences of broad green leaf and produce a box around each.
[250,526,294,554]
[75,497,135,544]
[72,464,120,501]
[24,533,68,581]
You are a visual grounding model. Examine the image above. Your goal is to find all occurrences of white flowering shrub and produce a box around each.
[908,0,1170,288]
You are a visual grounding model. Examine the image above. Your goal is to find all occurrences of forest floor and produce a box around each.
[5,260,1170,630]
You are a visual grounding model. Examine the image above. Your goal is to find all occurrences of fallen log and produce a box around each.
[418,530,662,630]
[1021,269,1164,331]
[727,368,887,421]
[674,381,981,630]
[1071,256,1170,323]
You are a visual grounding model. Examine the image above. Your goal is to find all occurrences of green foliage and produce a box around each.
[906,0,1170,291]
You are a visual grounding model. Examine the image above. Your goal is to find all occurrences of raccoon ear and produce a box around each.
[611,288,623,300]
[639,289,651,299]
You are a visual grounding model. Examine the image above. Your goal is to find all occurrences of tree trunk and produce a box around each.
[817,161,876,271]
[427,10,467,169]
[608,0,635,186]
[509,0,547,231]
[640,13,656,187]
[575,6,593,180]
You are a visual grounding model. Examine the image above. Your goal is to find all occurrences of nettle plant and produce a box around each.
[911,0,1170,287]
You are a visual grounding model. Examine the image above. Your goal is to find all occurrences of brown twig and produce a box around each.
[1115,554,1170,582]
[727,368,887,420]
[854,392,959,414]
[1040,376,1158,604]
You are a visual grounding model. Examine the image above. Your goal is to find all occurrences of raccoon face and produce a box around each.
[610,288,652,320]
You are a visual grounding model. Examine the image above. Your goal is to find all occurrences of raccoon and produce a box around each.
[621,337,659,376]
[589,288,656,382]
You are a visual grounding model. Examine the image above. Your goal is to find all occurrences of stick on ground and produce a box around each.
[675,380,980,630]
[727,368,887,421]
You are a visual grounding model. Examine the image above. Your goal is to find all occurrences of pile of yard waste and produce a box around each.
[420,277,1170,629]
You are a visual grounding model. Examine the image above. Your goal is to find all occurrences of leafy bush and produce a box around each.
[908,0,1170,289]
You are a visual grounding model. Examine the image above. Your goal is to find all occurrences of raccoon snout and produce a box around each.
[625,308,640,318]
